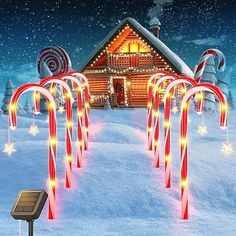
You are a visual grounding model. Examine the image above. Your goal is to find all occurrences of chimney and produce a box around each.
[149,17,161,38]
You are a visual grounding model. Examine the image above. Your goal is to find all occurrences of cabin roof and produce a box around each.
[79,17,194,77]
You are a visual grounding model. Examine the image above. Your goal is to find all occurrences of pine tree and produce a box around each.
[1,78,15,114]
[201,57,217,112]
[227,91,235,110]
[23,98,32,113]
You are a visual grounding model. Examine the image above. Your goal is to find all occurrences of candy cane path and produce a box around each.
[0,108,236,235]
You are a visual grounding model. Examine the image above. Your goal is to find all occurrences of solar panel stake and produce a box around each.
[28,221,34,236]
[11,190,48,235]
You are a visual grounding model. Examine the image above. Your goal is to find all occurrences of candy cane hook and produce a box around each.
[9,83,57,220]
[180,84,227,220]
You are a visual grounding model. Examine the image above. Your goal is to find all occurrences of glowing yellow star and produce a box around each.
[58,105,65,114]
[3,142,16,156]
[221,143,233,156]
[29,124,39,136]
[171,106,179,114]
[197,125,208,136]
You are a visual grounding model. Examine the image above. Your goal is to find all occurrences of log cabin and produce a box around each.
[79,17,194,108]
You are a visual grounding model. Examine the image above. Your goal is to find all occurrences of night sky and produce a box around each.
[0,0,235,84]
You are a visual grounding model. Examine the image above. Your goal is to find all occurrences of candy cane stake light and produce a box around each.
[152,74,180,167]
[163,77,202,188]
[67,71,90,151]
[38,78,73,188]
[9,83,57,220]
[194,49,226,83]
[58,75,84,168]
[147,71,176,150]
[179,84,227,220]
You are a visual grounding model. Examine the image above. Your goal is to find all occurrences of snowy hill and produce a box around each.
[0,109,235,235]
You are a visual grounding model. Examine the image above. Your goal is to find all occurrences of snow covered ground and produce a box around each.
[0,108,236,235]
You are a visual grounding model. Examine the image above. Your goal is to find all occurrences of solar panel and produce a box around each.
[11,190,48,221]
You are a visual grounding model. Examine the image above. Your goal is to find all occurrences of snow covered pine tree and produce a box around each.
[1,78,15,114]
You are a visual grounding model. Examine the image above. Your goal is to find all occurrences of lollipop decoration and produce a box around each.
[8,83,57,220]
[37,46,72,76]
[179,84,227,220]
[194,49,226,83]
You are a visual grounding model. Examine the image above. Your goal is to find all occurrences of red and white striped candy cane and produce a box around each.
[180,84,227,220]
[39,77,73,188]
[152,74,180,167]
[68,71,90,151]
[37,46,72,76]
[163,77,201,188]
[194,49,226,83]
[59,75,84,168]
[9,83,57,220]
[147,71,175,150]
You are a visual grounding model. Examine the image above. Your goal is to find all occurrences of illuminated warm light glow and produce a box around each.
[29,124,39,136]
[66,121,73,128]
[165,92,170,99]
[165,155,170,162]
[154,141,158,146]
[49,87,56,94]
[84,127,89,133]
[147,103,152,109]
[180,138,187,145]
[181,88,187,93]
[58,106,65,114]
[164,121,170,128]
[197,93,203,99]
[148,127,152,132]
[66,155,72,162]
[221,103,228,111]
[221,143,233,156]
[77,111,83,117]
[126,81,131,86]
[197,125,208,136]
[33,93,40,99]
[49,179,56,188]
[77,140,83,147]
[181,179,188,188]
[9,103,16,111]
[3,142,16,156]
[85,103,90,108]
[49,138,57,146]
[181,102,187,109]
[154,112,159,118]
[48,102,56,109]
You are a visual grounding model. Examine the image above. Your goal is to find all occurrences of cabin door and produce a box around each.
[113,79,125,105]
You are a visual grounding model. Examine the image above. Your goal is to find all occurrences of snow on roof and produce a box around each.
[79,17,194,77]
